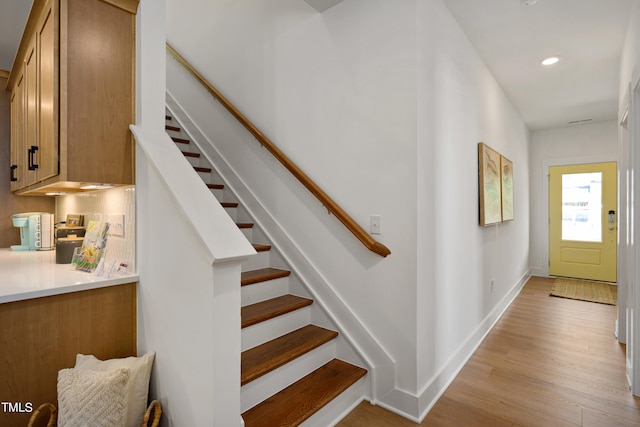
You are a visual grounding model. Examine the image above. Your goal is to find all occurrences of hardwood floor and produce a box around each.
[338,276,640,426]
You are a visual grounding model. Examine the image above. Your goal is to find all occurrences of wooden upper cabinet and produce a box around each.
[7,0,138,195]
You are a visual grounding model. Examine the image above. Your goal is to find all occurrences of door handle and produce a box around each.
[28,146,39,170]
[608,210,616,230]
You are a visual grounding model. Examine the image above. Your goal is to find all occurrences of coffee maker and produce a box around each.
[11,212,55,251]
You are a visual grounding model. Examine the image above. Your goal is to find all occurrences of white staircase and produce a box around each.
[165,111,368,426]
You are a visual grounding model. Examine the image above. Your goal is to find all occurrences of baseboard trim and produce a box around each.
[530,266,548,277]
[419,269,531,421]
[385,270,531,422]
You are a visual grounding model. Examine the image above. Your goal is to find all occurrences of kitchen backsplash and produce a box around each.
[56,186,136,272]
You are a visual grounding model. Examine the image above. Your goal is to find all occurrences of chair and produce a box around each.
[27,400,162,427]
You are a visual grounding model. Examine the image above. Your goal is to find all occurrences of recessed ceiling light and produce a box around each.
[541,57,560,66]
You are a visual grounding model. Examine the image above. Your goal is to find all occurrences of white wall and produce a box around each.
[56,186,136,271]
[167,0,419,401]
[529,121,619,277]
[166,0,531,420]
[415,0,531,417]
[619,2,640,104]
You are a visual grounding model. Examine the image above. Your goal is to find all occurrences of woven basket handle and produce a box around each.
[27,403,57,427]
[141,400,162,427]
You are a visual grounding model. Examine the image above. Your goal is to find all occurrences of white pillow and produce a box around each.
[75,353,155,427]
[57,367,129,427]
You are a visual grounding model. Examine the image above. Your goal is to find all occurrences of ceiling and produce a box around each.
[0,0,634,131]
[441,0,634,130]
[0,0,32,73]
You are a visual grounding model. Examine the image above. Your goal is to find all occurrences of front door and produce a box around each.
[549,162,617,282]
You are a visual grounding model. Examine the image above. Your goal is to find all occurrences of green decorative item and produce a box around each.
[72,221,110,272]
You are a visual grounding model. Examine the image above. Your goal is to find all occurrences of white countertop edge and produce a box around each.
[0,274,139,304]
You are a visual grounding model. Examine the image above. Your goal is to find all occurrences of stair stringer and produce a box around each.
[166,92,396,405]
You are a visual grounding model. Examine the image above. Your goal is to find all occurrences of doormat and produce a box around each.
[550,278,617,305]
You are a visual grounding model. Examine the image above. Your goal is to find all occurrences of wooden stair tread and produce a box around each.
[242,359,367,426]
[182,151,200,158]
[172,137,190,144]
[165,115,171,120]
[194,166,212,173]
[241,268,291,286]
[237,222,254,229]
[207,183,224,190]
[165,125,180,132]
[241,325,338,386]
[242,294,313,329]
[221,202,239,208]
[252,243,271,252]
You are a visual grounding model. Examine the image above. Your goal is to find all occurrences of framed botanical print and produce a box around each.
[478,143,502,226]
[501,156,514,221]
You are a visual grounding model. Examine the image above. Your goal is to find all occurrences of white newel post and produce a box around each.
[211,261,243,426]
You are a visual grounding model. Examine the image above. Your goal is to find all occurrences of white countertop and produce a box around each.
[0,248,138,304]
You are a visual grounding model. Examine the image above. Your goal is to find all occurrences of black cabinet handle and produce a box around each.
[28,146,39,170]
[10,165,17,182]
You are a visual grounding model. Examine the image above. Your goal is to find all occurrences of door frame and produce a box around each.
[540,155,618,278]
[629,61,640,395]
[619,88,630,347]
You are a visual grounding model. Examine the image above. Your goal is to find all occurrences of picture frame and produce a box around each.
[501,155,514,221]
[478,142,503,226]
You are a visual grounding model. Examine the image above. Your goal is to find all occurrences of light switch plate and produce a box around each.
[370,215,382,235]
[105,214,125,237]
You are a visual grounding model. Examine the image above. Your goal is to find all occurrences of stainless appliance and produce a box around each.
[55,223,86,264]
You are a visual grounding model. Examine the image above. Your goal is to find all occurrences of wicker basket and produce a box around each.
[27,400,162,427]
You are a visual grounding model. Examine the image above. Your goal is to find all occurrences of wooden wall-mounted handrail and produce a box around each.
[167,44,390,257]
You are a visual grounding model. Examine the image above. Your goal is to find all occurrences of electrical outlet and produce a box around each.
[490,279,495,293]
[370,215,382,235]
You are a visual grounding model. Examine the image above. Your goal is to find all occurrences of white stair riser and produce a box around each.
[300,376,368,427]
[242,250,270,271]
[242,306,311,351]
[241,340,336,413]
[224,207,238,222]
[209,188,224,201]
[240,227,253,241]
[184,154,200,167]
[241,277,289,306]
[197,170,211,181]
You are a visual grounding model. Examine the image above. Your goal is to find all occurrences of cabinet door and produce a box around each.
[10,75,26,192]
[24,40,38,187]
[37,3,58,182]
[24,2,58,188]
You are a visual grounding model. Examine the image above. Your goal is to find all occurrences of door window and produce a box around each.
[561,172,602,242]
